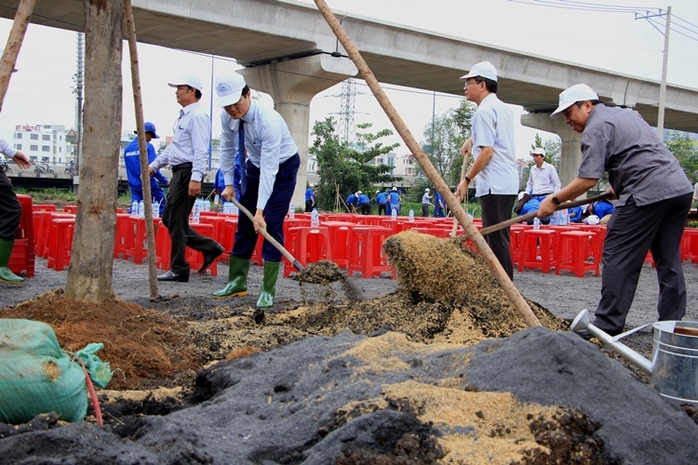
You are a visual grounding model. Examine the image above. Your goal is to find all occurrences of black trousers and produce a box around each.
[160,163,221,276]
[479,193,516,280]
[0,170,21,240]
[593,193,692,335]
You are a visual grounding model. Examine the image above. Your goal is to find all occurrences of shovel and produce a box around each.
[230,198,305,272]
[474,192,614,237]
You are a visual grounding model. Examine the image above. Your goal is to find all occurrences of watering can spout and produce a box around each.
[571,310,652,375]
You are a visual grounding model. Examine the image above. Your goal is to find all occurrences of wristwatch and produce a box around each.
[551,196,561,205]
[464,175,472,184]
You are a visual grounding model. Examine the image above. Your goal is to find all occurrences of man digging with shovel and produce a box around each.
[212,72,300,319]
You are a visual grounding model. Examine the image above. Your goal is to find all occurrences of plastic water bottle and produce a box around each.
[533,217,541,230]
[391,209,397,220]
[289,203,295,219]
[214,194,220,206]
[192,199,201,224]
[131,200,138,215]
[152,200,160,219]
[311,208,319,227]
[550,211,559,226]
[203,198,210,212]
[560,208,569,226]
[138,200,144,218]
[408,209,414,222]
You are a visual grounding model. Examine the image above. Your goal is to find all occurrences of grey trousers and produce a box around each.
[593,193,693,335]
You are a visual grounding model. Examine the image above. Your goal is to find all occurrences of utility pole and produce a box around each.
[635,6,671,141]
[73,32,84,190]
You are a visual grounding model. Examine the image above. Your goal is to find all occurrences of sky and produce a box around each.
[0,0,695,161]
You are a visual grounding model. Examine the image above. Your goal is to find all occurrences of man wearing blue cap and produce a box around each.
[123,121,168,216]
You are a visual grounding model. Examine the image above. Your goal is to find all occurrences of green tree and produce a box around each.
[666,130,698,183]
[421,99,476,187]
[310,118,399,211]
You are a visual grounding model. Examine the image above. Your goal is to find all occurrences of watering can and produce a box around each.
[572,309,698,405]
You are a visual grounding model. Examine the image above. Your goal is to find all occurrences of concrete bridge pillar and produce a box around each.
[241,54,357,209]
[521,113,582,189]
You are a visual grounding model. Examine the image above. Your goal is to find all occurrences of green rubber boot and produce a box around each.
[212,256,250,298]
[256,260,280,309]
[0,238,24,284]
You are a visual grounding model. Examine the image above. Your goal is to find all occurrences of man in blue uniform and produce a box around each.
[305,184,316,212]
[124,121,168,216]
[346,192,358,213]
[388,187,401,215]
[376,189,388,215]
[357,191,370,215]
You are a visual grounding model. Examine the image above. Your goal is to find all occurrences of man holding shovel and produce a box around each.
[212,72,300,309]
[455,61,519,280]
[538,83,693,337]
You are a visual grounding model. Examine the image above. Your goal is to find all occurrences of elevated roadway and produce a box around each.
[1,0,696,197]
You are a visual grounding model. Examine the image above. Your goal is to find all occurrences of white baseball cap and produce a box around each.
[168,74,203,92]
[215,73,247,107]
[425,188,430,192]
[551,84,599,118]
[530,147,546,157]
[459,61,498,82]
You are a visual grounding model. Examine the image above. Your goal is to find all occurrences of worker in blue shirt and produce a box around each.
[357,191,370,214]
[212,154,242,205]
[588,199,615,220]
[568,204,584,223]
[346,192,358,213]
[305,184,316,212]
[124,121,168,215]
[433,190,445,217]
[375,189,388,215]
[388,187,401,215]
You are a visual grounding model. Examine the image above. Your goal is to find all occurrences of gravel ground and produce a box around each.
[4,255,697,333]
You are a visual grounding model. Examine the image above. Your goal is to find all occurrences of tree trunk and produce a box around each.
[65,0,123,302]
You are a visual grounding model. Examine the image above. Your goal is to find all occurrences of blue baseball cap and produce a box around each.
[135,121,159,139]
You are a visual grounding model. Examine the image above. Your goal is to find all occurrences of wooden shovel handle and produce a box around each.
[476,192,614,237]
[230,198,305,271]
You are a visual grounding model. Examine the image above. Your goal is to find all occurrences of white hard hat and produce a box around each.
[425,188,430,192]
[459,61,498,82]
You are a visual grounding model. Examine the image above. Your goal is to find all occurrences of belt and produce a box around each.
[172,162,193,172]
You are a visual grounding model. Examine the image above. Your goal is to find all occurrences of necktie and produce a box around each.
[238,120,246,194]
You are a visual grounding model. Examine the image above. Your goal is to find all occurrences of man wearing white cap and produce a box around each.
[149,74,225,282]
[455,61,518,279]
[421,188,432,217]
[539,83,693,337]
[526,147,560,200]
[212,72,300,313]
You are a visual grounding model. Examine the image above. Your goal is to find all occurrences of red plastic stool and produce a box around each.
[283,226,333,277]
[155,222,218,276]
[323,221,355,269]
[113,213,131,259]
[509,226,525,267]
[41,213,75,258]
[46,218,75,271]
[347,226,394,278]
[555,231,599,277]
[124,216,158,264]
[681,228,698,263]
[219,218,238,259]
[63,205,78,214]
[518,229,557,273]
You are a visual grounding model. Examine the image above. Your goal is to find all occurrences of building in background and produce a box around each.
[12,124,75,165]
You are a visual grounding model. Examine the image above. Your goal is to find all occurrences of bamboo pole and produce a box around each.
[313,0,541,327]
[0,0,36,112]
[124,0,159,300]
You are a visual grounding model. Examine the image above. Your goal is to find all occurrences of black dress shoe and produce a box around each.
[157,270,189,282]
[198,243,225,273]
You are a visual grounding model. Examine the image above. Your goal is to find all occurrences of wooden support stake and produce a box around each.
[124,0,159,299]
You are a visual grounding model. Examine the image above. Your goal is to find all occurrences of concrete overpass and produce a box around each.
[1,0,697,201]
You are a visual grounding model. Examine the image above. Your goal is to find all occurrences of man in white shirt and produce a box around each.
[526,147,561,199]
[455,61,519,279]
[149,74,224,282]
